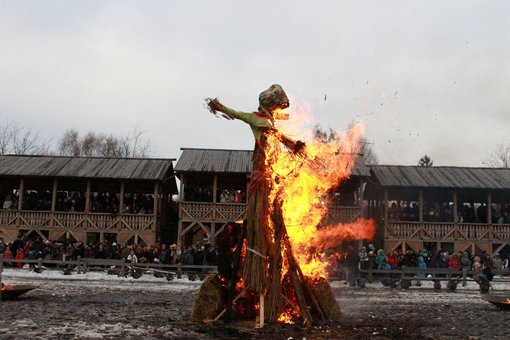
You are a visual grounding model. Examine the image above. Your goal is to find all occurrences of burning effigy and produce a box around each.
[193,84,375,327]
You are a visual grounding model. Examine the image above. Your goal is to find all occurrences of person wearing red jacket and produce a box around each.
[448,253,462,271]
[3,245,13,267]
[15,248,25,268]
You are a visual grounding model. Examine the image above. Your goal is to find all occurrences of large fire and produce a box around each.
[268,101,375,279]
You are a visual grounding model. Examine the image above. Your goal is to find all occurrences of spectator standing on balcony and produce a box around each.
[2,195,12,209]
[234,190,243,203]
[219,190,231,203]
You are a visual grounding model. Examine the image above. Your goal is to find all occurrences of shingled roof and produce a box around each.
[0,155,176,182]
[175,148,370,177]
[370,165,510,190]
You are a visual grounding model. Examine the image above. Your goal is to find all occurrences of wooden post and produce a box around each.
[452,191,458,223]
[487,191,493,241]
[85,180,91,213]
[119,181,125,214]
[383,189,388,228]
[37,257,43,272]
[462,268,467,287]
[210,223,216,247]
[180,175,185,201]
[18,178,24,210]
[212,175,218,204]
[153,182,158,215]
[419,190,424,223]
[257,293,265,328]
[177,262,182,279]
[51,179,58,212]
[77,256,82,274]
[177,220,183,248]
[0,254,3,288]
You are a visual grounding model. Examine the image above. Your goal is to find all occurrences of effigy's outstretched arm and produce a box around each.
[272,129,306,155]
[206,98,254,125]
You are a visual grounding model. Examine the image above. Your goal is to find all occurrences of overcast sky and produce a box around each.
[1,1,509,166]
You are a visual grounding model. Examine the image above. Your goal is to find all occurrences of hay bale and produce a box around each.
[310,277,342,322]
[191,275,226,322]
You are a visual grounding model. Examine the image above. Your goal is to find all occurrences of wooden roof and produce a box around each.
[370,165,510,190]
[0,155,176,182]
[175,148,253,174]
[175,148,370,177]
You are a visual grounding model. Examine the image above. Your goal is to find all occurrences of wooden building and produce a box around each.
[174,147,370,247]
[365,165,510,257]
[0,155,178,246]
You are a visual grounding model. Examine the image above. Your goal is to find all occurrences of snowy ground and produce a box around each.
[1,268,509,339]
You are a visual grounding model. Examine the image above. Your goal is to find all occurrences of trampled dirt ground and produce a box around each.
[0,271,508,339]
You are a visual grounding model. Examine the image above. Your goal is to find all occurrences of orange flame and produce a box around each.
[267,100,375,278]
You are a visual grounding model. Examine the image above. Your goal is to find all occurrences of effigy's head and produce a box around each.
[258,84,289,113]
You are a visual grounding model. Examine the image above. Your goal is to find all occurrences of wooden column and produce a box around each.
[419,190,424,223]
[453,191,458,223]
[179,176,185,201]
[487,191,492,225]
[383,189,388,229]
[119,182,125,214]
[212,175,218,203]
[153,182,159,215]
[211,223,216,247]
[487,191,493,242]
[85,180,91,213]
[177,220,183,247]
[51,179,58,212]
[18,178,24,210]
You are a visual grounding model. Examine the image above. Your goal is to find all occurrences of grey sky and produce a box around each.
[1,1,509,166]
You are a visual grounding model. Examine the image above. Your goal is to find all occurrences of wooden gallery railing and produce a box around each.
[386,221,510,242]
[0,210,156,233]
[179,202,363,225]
[179,202,247,223]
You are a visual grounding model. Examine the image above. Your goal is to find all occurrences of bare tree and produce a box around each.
[313,124,379,165]
[484,143,510,168]
[0,120,50,155]
[418,154,433,167]
[57,127,153,158]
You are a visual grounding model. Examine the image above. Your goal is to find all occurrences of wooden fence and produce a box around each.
[328,266,510,291]
[0,255,217,281]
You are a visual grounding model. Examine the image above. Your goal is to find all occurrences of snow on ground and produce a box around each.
[2,267,202,291]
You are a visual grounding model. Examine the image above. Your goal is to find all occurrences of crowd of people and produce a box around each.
[0,191,155,214]
[388,201,510,224]
[184,185,247,204]
[0,235,218,269]
[335,243,510,287]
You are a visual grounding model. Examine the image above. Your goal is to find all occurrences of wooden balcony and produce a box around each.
[179,202,247,224]
[386,221,510,242]
[179,202,363,225]
[323,206,364,225]
[0,210,156,234]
